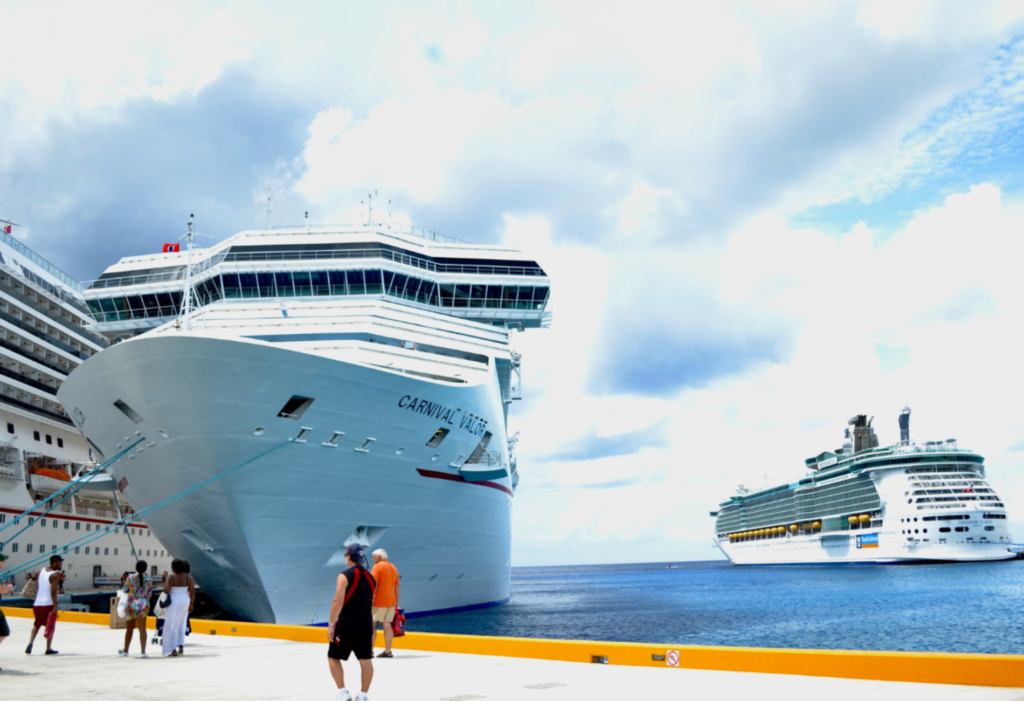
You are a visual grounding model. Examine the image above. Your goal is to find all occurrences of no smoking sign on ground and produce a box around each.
[666,650,680,667]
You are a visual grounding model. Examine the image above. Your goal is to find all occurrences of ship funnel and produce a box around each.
[899,407,911,443]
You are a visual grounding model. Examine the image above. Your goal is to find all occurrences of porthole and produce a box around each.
[253,427,266,436]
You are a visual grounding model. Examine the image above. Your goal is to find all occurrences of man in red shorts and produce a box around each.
[26,554,62,655]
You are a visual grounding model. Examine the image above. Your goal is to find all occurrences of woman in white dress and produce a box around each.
[161,559,193,657]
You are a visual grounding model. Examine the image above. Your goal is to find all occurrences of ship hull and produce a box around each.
[717,530,1016,565]
[57,333,513,624]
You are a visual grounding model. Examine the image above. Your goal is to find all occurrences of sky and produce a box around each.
[5,1,1024,566]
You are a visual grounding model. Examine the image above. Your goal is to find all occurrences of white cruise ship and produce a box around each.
[0,223,173,590]
[711,410,1014,565]
[56,220,551,624]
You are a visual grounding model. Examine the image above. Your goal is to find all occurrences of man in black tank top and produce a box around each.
[327,544,377,701]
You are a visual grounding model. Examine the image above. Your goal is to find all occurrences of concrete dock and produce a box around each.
[2,616,1022,700]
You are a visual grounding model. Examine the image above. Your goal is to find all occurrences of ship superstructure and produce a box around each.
[57,222,551,623]
[0,223,173,589]
[711,410,1013,564]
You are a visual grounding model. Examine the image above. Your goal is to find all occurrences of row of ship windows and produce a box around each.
[0,542,165,557]
[0,514,155,536]
[86,271,552,322]
[6,422,64,447]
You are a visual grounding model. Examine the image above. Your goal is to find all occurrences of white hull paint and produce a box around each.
[57,332,514,624]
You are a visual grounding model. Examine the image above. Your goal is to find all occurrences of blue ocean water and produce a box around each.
[410,559,1024,654]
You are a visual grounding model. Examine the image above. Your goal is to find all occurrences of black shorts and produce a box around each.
[327,626,373,661]
[0,610,9,638]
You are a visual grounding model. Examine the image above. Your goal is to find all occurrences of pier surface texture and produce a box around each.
[2,610,1023,700]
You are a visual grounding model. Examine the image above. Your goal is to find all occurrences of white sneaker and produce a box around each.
[140,653,148,659]
[336,690,352,701]
[355,693,369,701]
[117,649,128,656]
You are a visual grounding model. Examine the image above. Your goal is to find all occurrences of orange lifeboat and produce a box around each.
[29,466,70,481]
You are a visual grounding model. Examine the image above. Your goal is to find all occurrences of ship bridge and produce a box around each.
[81,224,552,338]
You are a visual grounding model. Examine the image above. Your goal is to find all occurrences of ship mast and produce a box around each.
[178,214,196,331]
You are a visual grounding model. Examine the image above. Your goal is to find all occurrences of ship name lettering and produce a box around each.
[398,395,485,435]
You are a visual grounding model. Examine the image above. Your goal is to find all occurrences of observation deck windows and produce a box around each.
[86,269,551,322]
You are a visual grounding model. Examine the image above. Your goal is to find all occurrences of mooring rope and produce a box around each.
[2,437,295,579]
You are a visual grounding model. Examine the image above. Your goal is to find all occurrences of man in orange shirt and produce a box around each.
[369,549,400,658]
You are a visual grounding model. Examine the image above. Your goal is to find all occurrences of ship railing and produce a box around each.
[268,222,469,245]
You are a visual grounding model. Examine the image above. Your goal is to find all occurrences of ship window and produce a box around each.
[104,548,109,555]
[985,526,995,531]
[329,271,347,295]
[278,396,314,420]
[41,519,46,527]
[347,270,365,295]
[426,428,450,448]
[236,273,259,298]
[364,270,383,294]
[75,547,79,554]
[311,271,331,296]
[57,438,63,448]
[114,548,118,555]
[454,284,471,308]
[404,276,422,301]
[27,544,33,553]
[114,399,144,424]
[955,526,968,532]
[293,271,313,296]
[85,546,89,554]
[922,516,936,521]
[6,422,13,434]
[34,430,40,441]
[86,523,91,531]
[388,273,408,298]
[52,519,57,528]
[438,283,455,307]
[470,284,486,308]
[486,285,502,309]
[46,434,52,444]
[76,522,81,530]
[255,272,276,297]
[11,543,17,552]
[275,272,295,297]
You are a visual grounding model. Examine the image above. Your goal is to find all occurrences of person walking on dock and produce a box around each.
[0,553,15,673]
[25,554,62,655]
[327,543,376,701]
[370,549,400,658]
[118,560,152,658]
[161,559,193,657]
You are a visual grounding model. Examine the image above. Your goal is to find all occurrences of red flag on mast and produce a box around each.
[162,243,180,253]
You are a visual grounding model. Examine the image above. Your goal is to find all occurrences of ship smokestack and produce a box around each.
[899,407,911,443]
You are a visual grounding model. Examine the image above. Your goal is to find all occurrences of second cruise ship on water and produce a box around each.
[0,224,173,589]
[712,410,1014,565]
[57,219,551,624]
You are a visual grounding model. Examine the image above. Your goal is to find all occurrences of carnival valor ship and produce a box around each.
[711,410,1014,565]
[57,219,551,624]
[0,223,173,588]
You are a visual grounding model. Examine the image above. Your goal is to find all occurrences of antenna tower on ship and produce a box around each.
[265,181,273,229]
[178,214,196,331]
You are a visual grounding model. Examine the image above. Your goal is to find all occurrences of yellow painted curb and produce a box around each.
[4,606,1022,687]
